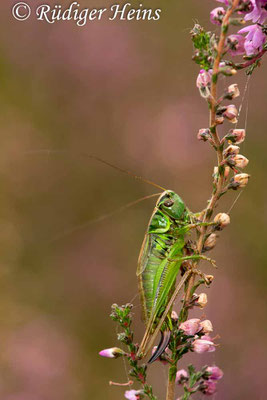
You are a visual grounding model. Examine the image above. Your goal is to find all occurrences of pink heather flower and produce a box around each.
[223,104,238,120]
[216,0,229,4]
[227,83,240,99]
[203,380,217,395]
[176,369,189,384]
[227,128,246,144]
[210,7,226,25]
[223,144,240,156]
[230,173,250,188]
[196,292,208,308]
[214,213,231,229]
[125,390,143,400]
[99,347,125,358]
[208,62,226,76]
[245,0,267,23]
[201,334,213,340]
[171,311,178,321]
[227,34,246,56]
[200,320,213,334]
[239,24,266,55]
[197,128,211,141]
[206,366,224,380]
[233,154,249,168]
[179,318,202,336]
[192,338,216,353]
[196,69,211,88]
[204,233,217,250]
[238,0,254,13]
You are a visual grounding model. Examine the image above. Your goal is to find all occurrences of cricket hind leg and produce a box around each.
[147,330,171,364]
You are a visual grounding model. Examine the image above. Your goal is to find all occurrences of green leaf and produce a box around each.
[246,59,261,75]
[191,24,214,70]
[188,364,196,375]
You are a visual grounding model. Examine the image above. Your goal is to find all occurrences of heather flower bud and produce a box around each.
[210,7,226,25]
[238,0,253,13]
[229,173,250,189]
[171,310,178,321]
[232,154,249,169]
[196,70,211,98]
[202,380,217,395]
[197,293,208,308]
[99,347,126,358]
[197,128,211,141]
[208,61,226,75]
[200,320,213,334]
[202,334,212,341]
[215,116,224,125]
[223,104,238,123]
[196,70,211,88]
[219,66,237,76]
[192,338,216,353]
[125,389,144,400]
[204,233,217,251]
[226,84,240,99]
[227,34,246,56]
[179,318,202,336]
[224,165,230,177]
[214,213,230,229]
[176,369,189,384]
[216,0,229,5]
[206,366,224,380]
[226,128,246,144]
[205,275,214,285]
[223,144,240,156]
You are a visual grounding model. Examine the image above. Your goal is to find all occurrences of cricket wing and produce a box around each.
[137,232,154,322]
[137,240,185,358]
[136,209,171,323]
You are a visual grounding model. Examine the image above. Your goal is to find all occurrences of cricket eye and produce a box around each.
[163,199,174,207]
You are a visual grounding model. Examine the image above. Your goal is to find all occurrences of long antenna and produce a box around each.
[50,193,161,242]
[25,149,167,192]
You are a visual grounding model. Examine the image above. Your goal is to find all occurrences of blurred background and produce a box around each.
[0,0,266,399]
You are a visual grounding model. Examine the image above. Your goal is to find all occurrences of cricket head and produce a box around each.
[157,190,186,220]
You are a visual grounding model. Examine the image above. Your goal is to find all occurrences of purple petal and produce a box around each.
[252,27,265,47]
[244,40,256,55]
[238,25,256,33]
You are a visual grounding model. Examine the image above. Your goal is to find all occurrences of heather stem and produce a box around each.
[166,367,176,400]
[231,47,267,70]
[197,0,240,253]
[180,0,240,360]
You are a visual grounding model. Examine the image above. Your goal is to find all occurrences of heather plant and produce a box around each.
[99,1,267,399]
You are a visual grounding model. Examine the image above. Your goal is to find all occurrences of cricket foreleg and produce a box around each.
[167,255,217,268]
[187,222,217,230]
